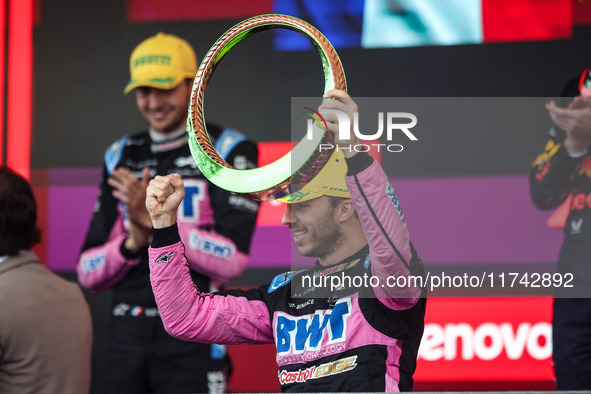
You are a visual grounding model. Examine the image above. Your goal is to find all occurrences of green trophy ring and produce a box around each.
[188,14,347,201]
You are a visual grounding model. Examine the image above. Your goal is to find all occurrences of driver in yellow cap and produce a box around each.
[77,32,259,393]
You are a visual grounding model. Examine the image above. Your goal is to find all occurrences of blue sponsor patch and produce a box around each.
[81,254,106,272]
[363,255,371,269]
[268,270,304,293]
[104,136,128,175]
[385,182,406,226]
[214,128,247,161]
[210,344,227,360]
[188,232,233,260]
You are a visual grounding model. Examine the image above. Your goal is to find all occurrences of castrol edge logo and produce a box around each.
[278,356,358,385]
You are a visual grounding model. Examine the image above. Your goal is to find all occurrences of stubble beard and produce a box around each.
[300,209,344,261]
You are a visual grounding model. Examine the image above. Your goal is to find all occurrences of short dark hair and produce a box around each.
[326,195,348,208]
[326,195,358,218]
[0,167,41,255]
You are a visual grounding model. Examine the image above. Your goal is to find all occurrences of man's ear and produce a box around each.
[336,199,356,223]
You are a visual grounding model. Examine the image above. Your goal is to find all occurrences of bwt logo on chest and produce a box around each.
[275,298,352,355]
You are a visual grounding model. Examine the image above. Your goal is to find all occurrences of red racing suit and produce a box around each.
[530,77,591,297]
[149,152,426,392]
[529,71,591,390]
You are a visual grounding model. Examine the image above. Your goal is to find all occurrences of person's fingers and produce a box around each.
[323,89,350,100]
[107,176,126,192]
[150,183,168,203]
[113,167,134,176]
[146,187,159,206]
[319,90,357,137]
[319,98,353,113]
[146,175,185,210]
[112,189,129,203]
[319,112,339,125]
[141,167,151,187]
[168,173,185,192]
[148,179,173,201]
[568,97,582,109]
[318,104,352,127]
[319,98,342,110]
[322,89,357,109]
[146,183,161,201]
[546,104,569,117]
[572,96,591,110]
[110,168,142,196]
[151,175,173,188]
[111,168,134,184]
[119,171,141,189]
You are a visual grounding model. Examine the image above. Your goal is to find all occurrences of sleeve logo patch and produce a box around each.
[385,182,406,226]
[269,270,303,293]
[81,254,105,272]
[188,233,234,260]
[155,252,176,264]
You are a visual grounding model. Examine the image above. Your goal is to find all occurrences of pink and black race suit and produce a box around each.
[77,124,259,303]
[77,124,259,391]
[149,152,426,392]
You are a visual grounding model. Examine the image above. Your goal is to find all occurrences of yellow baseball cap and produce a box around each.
[277,150,351,203]
[124,32,197,94]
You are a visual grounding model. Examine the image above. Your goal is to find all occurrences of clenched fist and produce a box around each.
[145,174,185,229]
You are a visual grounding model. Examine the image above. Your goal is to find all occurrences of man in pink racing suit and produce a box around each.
[146,90,426,392]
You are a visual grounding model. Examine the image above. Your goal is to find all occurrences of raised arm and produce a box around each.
[146,174,273,344]
[530,97,591,210]
[321,90,422,308]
